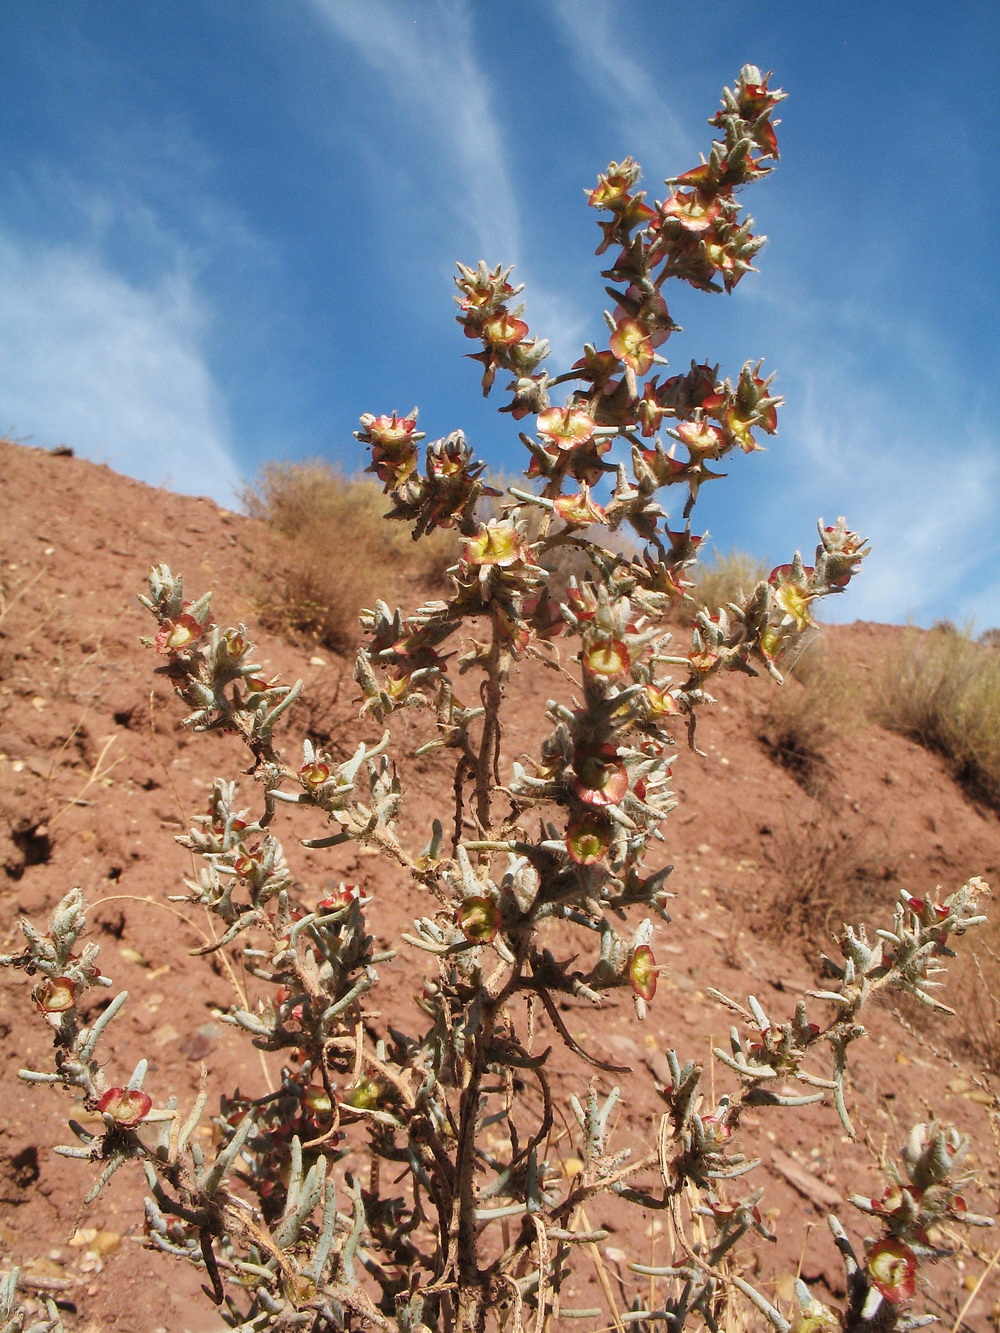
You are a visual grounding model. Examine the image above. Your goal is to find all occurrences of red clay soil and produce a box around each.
[1,439,998,1331]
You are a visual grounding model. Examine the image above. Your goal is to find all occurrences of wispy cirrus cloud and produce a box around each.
[306,0,592,368]
[308,0,520,262]
[0,48,267,508]
[709,254,1000,627]
[545,0,696,176]
[791,404,998,627]
[0,232,241,504]
[771,331,999,626]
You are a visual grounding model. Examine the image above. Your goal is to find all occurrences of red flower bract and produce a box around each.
[365,412,419,449]
[479,313,529,347]
[582,639,631,678]
[154,612,205,655]
[660,190,721,233]
[302,1086,333,1120]
[34,976,76,1014]
[588,171,635,211]
[572,746,630,807]
[462,521,529,569]
[571,347,619,387]
[458,897,501,945]
[344,1077,381,1111]
[536,406,596,449]
[646,683,682,717]
[554,489,606,527]
[610,318,654,375]
[565,817,612,866]
[676,420,725,456]
[867,1238,917,1304]
[233,847,259,877]
[299,761,331,791]
[317,883,365,910]
[629,945,657,1001]
[98,1087,153,1128]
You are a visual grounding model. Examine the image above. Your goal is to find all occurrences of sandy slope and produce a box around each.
[1,440,998,1331]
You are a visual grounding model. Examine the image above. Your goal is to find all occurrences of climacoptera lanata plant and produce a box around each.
[2,66,994,1333]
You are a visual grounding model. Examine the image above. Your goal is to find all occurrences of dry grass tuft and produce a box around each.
[241,461,453,652]
[756,646,861,796]
[871,626,1000,811]
[953,942,1000,1073]
[761,814,898,943]
[687,550,770,613]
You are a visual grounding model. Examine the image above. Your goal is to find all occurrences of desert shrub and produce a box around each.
[954,946,1000,1073]
[870,626,1000,1067]
[3,68,996,1333]
[242,460,452,650]
[484,467,640,606]
[687,549,769,615]
[756,644,861,795]
[762,813,896,941]
[872,625,1000,810]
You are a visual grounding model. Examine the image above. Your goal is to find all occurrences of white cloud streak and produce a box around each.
[717,265,1000,627]
[308,0,520,262]
[782,367,999,627]
[0,233,241,505]
[306,0,595,369]
[546,0,696,175]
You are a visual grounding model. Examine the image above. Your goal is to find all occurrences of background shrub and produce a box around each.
[871,624,1000,810]
[686,549,769,614]
[762,813,895,941]
[241,460,452,650]
[756,643,861,795]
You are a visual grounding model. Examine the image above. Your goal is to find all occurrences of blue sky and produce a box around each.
[1,1,997,627]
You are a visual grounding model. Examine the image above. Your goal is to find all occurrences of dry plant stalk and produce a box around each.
[2,67,995,1333]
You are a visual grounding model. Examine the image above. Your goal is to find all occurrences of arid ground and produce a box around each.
[2,439,998,1331]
